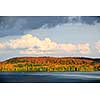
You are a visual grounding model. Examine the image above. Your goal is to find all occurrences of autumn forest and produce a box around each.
[0,57,100,72]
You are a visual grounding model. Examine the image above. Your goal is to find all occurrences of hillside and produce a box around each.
[0,57,100,72]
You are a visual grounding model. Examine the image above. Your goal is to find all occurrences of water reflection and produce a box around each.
[0,72,100,83]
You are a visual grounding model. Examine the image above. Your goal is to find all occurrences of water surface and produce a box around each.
[0,72,100,83]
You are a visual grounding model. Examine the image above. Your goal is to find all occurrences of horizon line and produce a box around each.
[0,56,100,62]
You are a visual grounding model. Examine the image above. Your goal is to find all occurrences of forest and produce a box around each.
[0,57,100,72]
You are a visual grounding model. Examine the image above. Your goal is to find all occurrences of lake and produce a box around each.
[0,72,100,83]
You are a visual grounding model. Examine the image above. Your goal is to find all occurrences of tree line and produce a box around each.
[0,57,100,72]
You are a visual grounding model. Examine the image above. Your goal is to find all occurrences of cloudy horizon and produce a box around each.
[0,16,100,61]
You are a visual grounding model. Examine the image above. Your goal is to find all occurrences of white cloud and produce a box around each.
[95,40,100,52]
[20,49,43,55]
[0,42,5,49]
[39,38,58,51]
[59,44,77,52]
[0,34,93,55]
[10,34,78,55]
[20,48,54,55]
[78,43,90,54]
[9,34,40,49]
[8,34,58,50]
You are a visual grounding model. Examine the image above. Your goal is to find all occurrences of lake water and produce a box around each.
[0,72,100,83]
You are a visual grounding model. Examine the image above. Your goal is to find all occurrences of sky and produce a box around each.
[0,16,100,61]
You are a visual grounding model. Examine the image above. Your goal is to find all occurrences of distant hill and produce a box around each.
[3,57,100,64]
[0,57,100,72]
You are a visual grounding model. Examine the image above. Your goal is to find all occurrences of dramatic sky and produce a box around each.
[0,16,100,60]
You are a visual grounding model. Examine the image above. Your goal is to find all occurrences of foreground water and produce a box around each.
[0,72,100,83]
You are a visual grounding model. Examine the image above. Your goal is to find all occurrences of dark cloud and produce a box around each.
[0,16,100,37]
[81,16,100,24]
